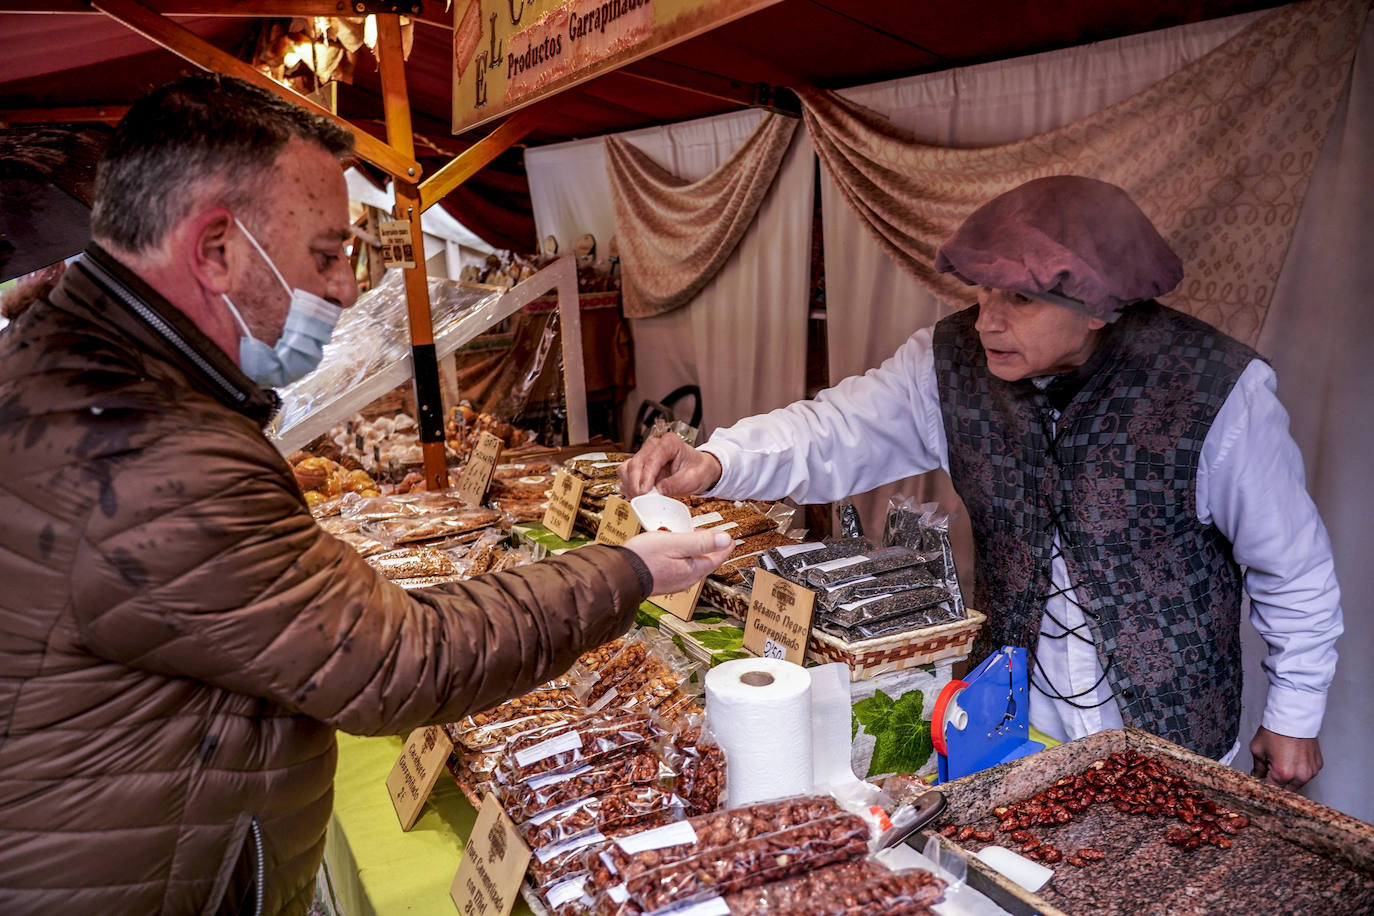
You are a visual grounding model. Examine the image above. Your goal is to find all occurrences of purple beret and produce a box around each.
[934,176,1183,322]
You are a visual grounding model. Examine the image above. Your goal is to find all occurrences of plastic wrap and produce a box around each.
[269,273,501,446]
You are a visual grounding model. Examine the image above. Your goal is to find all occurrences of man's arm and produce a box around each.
[1199,360,1343,789]
[68,420,717,736]
[690,327,947,504]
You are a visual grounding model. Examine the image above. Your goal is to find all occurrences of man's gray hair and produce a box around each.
[90,73,353,253]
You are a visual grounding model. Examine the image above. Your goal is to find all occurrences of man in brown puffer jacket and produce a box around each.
[0,75,730,914]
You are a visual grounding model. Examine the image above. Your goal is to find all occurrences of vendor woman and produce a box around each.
[621,175,1342,791]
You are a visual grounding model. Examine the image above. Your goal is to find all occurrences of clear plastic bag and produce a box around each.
[667,715,726,818]
[521,787,687,849]
[593,808,870,916]
[802,546,935,589]
[494,712,665,783]
[585,795,848,900]
[718,857,947,916]
[497,751,676,823]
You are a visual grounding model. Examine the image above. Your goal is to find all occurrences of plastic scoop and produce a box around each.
[976,844,1054,892]
[630,489,693,533]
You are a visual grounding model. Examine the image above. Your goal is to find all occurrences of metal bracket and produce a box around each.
[348,0,424,15]
[752,84,802,117]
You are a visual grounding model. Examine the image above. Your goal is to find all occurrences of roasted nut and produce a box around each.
[1066,855,1087,867]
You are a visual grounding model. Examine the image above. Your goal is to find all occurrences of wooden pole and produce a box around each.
[376,13,448,491]
[90,0,421,182]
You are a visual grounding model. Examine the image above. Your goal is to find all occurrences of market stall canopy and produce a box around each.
[0,0,1288,245]
[0,125,107,282]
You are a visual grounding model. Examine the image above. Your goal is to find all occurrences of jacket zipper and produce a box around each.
[77,256,250,406]
[249,816,265,916]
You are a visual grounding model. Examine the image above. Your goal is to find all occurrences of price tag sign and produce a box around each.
[743,568,817,666]
[450,793,532,916]
[595,496,642,546]
[386,725,455,831]
[379,219,417,269]
[457,432,504,507]
[649,579,706,621]
[541,469,586,541]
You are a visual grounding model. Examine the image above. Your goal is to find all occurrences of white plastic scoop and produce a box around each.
[630,489,693,533]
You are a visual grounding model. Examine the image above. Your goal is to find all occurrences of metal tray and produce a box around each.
[886,727,1374,915]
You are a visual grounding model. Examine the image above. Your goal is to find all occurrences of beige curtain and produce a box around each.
[802,0,1367,346]
[607,113,798,318]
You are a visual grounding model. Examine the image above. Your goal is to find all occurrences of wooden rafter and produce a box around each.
[0,106,130,125]
[6,1,451,29]
[89,0,422,181]
[418,103,546,212]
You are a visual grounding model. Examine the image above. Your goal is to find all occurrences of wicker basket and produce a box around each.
[806,609,986,681]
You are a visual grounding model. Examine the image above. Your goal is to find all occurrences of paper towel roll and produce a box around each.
[705,658,814,807]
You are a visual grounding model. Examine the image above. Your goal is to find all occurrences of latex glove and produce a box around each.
[624,530,733,595]
[1249,726,1323,791]
[618,434,722,499]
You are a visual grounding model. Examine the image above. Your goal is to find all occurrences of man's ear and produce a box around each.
[186,208,235,294]
[1087,316,1108,332]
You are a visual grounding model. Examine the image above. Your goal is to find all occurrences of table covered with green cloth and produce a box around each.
[321,732,534,916]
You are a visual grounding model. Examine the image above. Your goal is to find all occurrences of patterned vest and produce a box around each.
[933,302,1257,758]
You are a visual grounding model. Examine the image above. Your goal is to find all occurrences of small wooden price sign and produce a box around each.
[450,793,532,916]
[649,579,706,621]
[378,219,417,269]
[385,725,454,831]
[743,568,817,666]
[595,496,642,546]
[457,432,504,507]
[541,469,586,541]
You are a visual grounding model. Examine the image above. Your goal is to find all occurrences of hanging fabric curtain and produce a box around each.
[606,113,798,318]
[801,0,1367,345]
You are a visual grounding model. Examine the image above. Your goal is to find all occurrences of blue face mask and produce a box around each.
[221,217,342,389]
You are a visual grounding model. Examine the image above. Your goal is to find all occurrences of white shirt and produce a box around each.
[701,327,1342,744]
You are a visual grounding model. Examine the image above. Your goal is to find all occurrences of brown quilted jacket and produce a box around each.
[0,246,646,914]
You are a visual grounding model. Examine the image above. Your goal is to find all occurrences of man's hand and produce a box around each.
[624,530,734,595]
[618,435,722,499]
[1249,727,1323,791]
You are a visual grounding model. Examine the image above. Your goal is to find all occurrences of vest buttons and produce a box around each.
[1122,689,1134,699]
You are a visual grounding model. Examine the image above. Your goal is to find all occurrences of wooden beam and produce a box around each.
[376,13,448,491]
[10,1,364,14]
[0,106,130,125]
[7,0,451,28]
[89,0,422,182]
[417,103,546,212]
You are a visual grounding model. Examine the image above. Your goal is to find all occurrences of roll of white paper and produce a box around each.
[705,658,814,807]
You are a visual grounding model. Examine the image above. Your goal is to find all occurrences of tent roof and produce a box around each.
[1,1,1285,147]
[0,1,1286,251]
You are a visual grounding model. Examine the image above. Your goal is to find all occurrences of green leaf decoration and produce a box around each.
[693,626,745,650]
[861,689,932,777]
[852,689,896,733]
